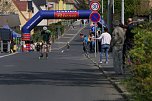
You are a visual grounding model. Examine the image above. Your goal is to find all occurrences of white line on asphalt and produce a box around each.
[65,34,75,35]
[55,42,67,44]
[62,37,71,38]
[0,52,18,58]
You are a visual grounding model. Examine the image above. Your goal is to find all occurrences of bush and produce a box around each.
[126,25,152,101]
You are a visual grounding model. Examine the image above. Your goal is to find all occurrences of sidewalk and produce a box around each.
[87,52,129,100]
[51,21,85,50]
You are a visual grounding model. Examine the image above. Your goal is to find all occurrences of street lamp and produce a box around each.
[107,0,113,33]
[101,0,104,32]
[121,0,124,25]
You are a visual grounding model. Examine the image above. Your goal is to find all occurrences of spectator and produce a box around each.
[10,41,14,53]
[79,32,84,39]
[90,23,95,35]
[94,27,111,64]
[89,33,95,53]
[111,24,125,74]
[123,18,135,65]
[97,30,102,52]
[82,35,89,53]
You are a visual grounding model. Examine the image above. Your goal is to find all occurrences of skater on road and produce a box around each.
[39,26,51,59]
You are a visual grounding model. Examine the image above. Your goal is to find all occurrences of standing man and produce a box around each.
[90,23,95,35]
[39,26,51,59]
[123,18,134,65]
[94,27,111,64]
[82,35,89,53]
[111,24,125,74]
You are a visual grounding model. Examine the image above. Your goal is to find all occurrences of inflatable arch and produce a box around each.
[21,10,104,51]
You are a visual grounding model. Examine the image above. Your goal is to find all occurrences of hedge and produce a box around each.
[126,23,152,101]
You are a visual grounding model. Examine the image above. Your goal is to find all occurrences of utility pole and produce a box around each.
[107,0,110,30]
[121,0,124,25]
[107,0,113,33]
[101,0,104,32]
[102,0,103,15]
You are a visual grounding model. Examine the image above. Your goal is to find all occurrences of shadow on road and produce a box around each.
[0,69,111,86]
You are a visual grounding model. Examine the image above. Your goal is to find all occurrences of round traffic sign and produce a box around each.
[90,12,101,23]
[90,2,101,11]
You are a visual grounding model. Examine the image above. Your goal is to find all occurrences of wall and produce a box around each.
[32,2,47,26]
[11,1,27,29]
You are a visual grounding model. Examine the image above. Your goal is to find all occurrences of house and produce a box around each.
[30,0,47,26]
[12,0,48,27]
[47,0,60,24]
[0,1,20,29]
[47,0,77,24]
[12,0,78,27]
[11,0,29,28]
[65,0,76,10]
[0,14,21,29]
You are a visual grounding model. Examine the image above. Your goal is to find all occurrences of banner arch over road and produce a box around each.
[21,10,106,51]
[22,10,92,41]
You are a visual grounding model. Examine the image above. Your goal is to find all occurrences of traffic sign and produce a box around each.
[90,2,101,11]
[90,12,101,23]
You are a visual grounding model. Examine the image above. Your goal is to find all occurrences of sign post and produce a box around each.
[90,1,101,58]
[90,12,100,57]
[90,1,101,11]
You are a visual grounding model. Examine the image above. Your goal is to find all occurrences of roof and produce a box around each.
[0,14,21,27]
[47,0,58,3]
[13,0,27,11]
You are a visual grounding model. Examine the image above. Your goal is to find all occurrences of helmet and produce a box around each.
[43,26,47,30]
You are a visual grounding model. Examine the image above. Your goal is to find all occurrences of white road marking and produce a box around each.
[65,34,75,35]
[62,37,71,38]
[54,42,67,44]
[0,52,18,58]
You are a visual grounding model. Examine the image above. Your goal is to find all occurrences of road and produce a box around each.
[0,27,125,101]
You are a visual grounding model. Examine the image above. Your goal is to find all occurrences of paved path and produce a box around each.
[52,21,85,50]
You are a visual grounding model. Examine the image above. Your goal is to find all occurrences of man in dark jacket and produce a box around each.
[123,18,135,66]
[124,18,134,49]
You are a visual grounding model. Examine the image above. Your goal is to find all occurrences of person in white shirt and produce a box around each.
[94,27,111,64]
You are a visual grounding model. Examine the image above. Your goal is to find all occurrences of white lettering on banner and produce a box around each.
[26,15,41,29]
[56,11,77,13]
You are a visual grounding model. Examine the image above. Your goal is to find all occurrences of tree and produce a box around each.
[0,0,16,14]
[98,0,142,25]
[98,0,108,18]
[126,24,152,101]
[113,0,144,22]
[77,0,89,10]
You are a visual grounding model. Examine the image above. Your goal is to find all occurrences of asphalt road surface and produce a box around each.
[0,28,125,101]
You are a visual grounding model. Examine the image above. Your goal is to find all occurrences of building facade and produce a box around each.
[1,0,77,28]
